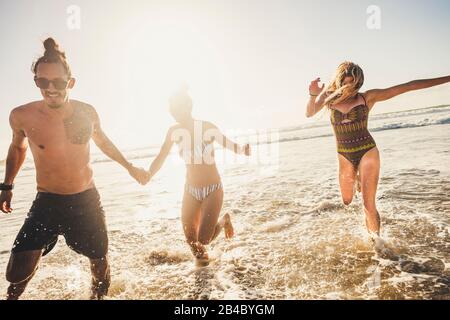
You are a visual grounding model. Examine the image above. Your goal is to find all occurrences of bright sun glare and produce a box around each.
[101,8,228,148]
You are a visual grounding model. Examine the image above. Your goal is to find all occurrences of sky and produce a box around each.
[1,0,450,156]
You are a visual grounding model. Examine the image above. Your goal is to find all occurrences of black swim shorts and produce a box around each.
[11,188,108,259]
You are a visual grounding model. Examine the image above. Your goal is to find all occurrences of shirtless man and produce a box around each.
[0,38,149,300]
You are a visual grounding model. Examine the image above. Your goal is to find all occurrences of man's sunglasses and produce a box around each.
[34,77,70,90]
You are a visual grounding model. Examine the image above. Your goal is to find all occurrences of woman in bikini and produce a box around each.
[146,87,251,265]
[306,61,450,238]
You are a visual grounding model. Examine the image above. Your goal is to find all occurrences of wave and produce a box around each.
[303,201,343,215]
[370,116,450,132]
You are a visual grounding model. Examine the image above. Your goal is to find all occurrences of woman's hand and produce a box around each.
[306,78,326,118]
[128,165,151,185]
[309,77,325,96]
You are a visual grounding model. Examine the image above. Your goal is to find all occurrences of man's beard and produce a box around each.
[45,95,67,109]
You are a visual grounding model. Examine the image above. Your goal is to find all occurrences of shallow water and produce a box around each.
[0,110,449,300]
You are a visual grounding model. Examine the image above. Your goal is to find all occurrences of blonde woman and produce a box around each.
[306,61,450,238]
[146,87,251,265]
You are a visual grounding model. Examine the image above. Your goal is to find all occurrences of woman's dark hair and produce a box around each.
[32,38,72,77]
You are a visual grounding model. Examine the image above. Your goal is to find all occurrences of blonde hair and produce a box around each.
[324,61,364,107]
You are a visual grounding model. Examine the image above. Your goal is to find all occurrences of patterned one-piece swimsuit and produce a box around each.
[330,94,377,169]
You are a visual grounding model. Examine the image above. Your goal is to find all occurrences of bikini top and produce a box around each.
[176,138,215,164]
[330,94,370,130]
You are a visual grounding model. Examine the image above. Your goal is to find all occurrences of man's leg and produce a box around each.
[63,188,111,299]
[6,250,42,300]
[89,256,110,300]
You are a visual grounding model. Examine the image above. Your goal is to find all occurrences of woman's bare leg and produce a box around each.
[181,191,206,259]
[356,172,362,193]
[359,148,381,234]
[198,188,231,246]
[338,154,358,205]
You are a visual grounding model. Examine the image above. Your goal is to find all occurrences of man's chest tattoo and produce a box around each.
[63,106,93,145]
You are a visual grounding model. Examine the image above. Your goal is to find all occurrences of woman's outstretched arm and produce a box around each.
[364,75,450,108]
[306,78,327,118]
[147,127,175,180]
[205,122,251,156]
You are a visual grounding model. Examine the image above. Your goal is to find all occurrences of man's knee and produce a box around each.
[6,265,36,284]
[6,252,40,284]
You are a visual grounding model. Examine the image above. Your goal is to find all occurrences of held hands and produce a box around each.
[128,165,151,185]
[241,144,251,156]
[309,77,325,96]
[0,190,13,214]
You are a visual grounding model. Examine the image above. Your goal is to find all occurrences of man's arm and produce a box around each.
[1,109,28,213]
[89,106,148,184]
